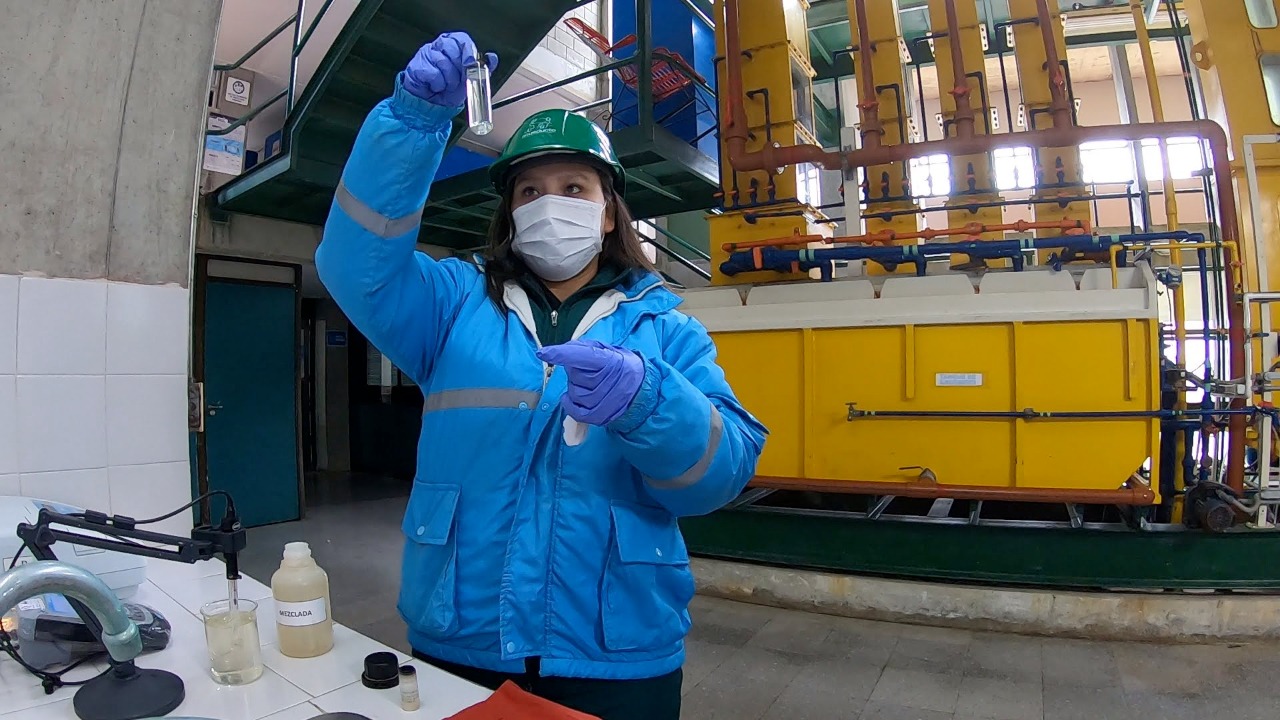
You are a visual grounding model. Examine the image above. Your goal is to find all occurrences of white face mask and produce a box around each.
[511,195,606,282]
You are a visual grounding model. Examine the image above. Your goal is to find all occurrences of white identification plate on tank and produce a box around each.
[276,598,328,627]
[936,373,984,387]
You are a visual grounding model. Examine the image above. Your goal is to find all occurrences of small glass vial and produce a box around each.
[466,57,494,136]
[399,665,420,711]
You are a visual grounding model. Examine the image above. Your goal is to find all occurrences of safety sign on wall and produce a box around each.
[225,77,252,106]
[204,114,246,176]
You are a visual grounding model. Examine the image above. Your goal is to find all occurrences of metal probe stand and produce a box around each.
[14,505,247,720]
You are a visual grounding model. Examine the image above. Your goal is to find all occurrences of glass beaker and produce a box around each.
[200,598,264,685]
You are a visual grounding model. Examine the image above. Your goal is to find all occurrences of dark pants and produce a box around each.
[412,650,682,720]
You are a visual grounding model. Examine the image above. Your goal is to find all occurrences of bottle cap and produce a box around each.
[362,652,399,689]
[399,665,416,677]
[283,542,311,559]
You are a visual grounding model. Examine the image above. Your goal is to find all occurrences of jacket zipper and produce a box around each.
[550,310,559,328]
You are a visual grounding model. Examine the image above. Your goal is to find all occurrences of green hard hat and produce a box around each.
[489,109,626,194]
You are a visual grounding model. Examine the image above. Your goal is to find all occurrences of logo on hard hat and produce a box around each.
[524,115,556,137]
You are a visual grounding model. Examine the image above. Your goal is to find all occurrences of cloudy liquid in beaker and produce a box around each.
[202,601,263,685]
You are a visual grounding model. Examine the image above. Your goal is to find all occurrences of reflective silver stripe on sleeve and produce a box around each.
[423,388,542,414]
[645,405,724,490]
[334,180,424,238]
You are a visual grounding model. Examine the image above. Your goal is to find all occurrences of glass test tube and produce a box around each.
[466,52,494,136]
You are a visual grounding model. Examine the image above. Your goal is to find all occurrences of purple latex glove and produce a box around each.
[537,340,645,427]
[402,32,499,107]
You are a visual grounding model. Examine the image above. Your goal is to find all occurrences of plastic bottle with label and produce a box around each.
[270,542,334,658]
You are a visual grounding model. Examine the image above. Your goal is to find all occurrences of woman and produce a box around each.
[316,32,766,719]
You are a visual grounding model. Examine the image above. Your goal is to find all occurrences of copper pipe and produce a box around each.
[1034,0,1073,129]
[943,0,976,139]
[724,218,1091,252]
[721,0,832,173]
[750,476,1157,505]
[715,1,1245,489]
[722,120,1245,491]
[853,0,883,147]
[721,0,750,164]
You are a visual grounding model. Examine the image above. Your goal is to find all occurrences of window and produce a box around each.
[909,154,951,197]
[1140,137,1206,181]
[993,146,1036,190]
[1080,140,1135,184]
[1247,0,1279,29]
[633,221,658,264]
[1262,54,1280,126]
[796,163,823,208]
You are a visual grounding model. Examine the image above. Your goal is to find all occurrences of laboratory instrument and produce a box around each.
[9,493,246,719]
[270,540,333,658]
[200,597,263,684]
[6,592,170,670]
[1,496,148,598]
[465,49,493,136]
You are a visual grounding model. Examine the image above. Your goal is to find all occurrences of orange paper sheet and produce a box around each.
[446,681,602,720]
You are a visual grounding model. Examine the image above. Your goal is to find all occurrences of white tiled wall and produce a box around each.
[542,2,604,72]
[0,274,194,535]
[524,1,606,100]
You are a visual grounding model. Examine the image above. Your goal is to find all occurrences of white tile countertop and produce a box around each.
[0,559,491,719]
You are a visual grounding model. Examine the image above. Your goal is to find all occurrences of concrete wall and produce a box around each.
[198,208,454,298]
[0,0,221,535]
[0,0,220,286]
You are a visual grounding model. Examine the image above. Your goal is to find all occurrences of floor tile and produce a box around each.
[681,646,806,720]
[964,633,1044,683]
[354,615,411,654]
[763,691,866,720]
[954,676,1043,720]
[888,635,972,676]
[1043,683,1133,720]
[860,701,955,720]
[871,667,963,713]
[788,656,884,698]
[746,612,837,657]
[823,617,902,666]
[683,638,736,693]
[1041,639,1121,688]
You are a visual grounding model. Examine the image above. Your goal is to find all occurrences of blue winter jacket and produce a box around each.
[315,77,767,681]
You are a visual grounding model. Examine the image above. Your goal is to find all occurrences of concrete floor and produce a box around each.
[240,475,1280,720]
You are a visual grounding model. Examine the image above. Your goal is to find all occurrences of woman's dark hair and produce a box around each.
[483,165,657,309]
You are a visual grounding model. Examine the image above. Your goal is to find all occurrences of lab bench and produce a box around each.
[0,560,491,719]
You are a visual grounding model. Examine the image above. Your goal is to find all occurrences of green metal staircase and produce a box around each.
[214,0,721,252]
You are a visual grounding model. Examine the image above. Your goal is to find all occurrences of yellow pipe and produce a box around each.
[1131,0,1188,511]
[1109,242,1241,286]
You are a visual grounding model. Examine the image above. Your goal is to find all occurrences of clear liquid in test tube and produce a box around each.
[466,52,494,136]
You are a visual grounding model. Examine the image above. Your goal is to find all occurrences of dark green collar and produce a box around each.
[519,264,630,345]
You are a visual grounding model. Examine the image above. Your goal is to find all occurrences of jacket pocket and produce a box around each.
[398,484,461,638]
[600,502,695,652]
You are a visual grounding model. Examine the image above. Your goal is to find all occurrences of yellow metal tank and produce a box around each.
[681,266,1161,502]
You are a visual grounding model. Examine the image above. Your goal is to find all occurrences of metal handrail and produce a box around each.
[675,0,714,29]
[207,89,288,136]
[295,0,338,57]
[645,237,712,281]
[640,219,711,261]
[214,14,298,72]
[495,58,636,110]
[207,0,340,140]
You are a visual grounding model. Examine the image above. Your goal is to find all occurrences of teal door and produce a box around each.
[202,279,300,527]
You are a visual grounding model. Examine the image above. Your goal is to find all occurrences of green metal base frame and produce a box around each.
[680,507,1280,591]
